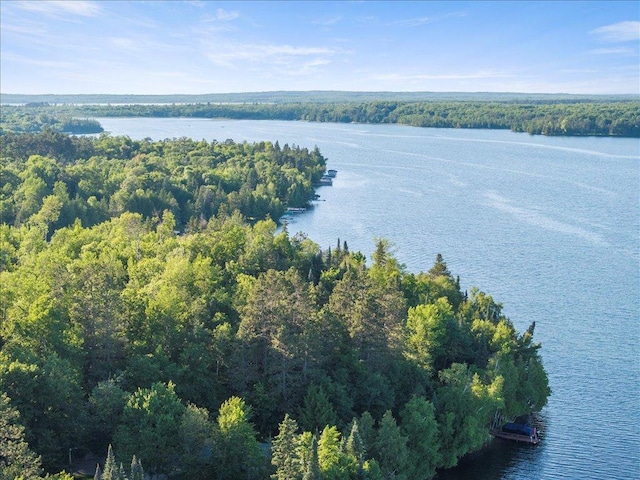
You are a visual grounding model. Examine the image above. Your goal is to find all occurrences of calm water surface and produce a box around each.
[96,118,640,480]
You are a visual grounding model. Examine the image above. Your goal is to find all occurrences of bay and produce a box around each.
[95,117,640,479]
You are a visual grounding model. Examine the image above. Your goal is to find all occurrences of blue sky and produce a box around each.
[1,1,638,94]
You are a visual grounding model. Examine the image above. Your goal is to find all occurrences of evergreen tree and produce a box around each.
[317,425,351,480]
[302,435,321,480]
[374,411,409,480]
[400,397,440,480]
[346,419,366,466]
[102,444,119,480]
[271,414,301,480]
[130,455,144,480]
[357,412,376,455]
[429,253,451,277]
[298,384,338,432]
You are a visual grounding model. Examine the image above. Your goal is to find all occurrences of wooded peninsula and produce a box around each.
[0,131,551,479]
[1,91,638,137]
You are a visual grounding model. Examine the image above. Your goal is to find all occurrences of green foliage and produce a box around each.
[0,351,85,472]
[92,445,144,480]
[271,414,301,480]
[0,131,550,478]
[298,385,338,433]
[0,392,43,480]
[0,133,325,229]
[114,382,186,474]
[302,435,321,480]
[373,411,409,480]
[3,99,638,137]
[179,403,215,478]
[212,396,264,480]
[87,380,127,457]
[317,425,352,480]
[399,396,440,480]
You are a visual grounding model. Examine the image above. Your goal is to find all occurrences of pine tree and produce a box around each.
[374,411,409,480]
[93,464,101,480]
[298,384,337,432]
[345,419,366,469]
[357,412,376,454]
[130,455,144,480]
[102,444,119,480]
[271,414,301,480]
[302,435,321,480]
[317,425,351,480]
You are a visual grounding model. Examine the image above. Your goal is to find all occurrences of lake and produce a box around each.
[95,117,640,479]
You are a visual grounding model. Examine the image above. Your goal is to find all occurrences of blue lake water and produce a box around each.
[95,117,640,479]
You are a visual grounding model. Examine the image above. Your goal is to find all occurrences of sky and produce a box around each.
[1,0,639,95]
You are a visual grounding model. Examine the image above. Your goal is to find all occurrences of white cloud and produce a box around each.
[372,70,513,81]
[313,15,343,26]
[1,52,75,69]
[588,47,636,56]
[203,8,240,22]
[214,8,240,21]
[206,42,339,67]
[390,16,433,27]
[590,21,640,42]
[389,12,465,28]
[285,58,332,76]
[15,0,102,18]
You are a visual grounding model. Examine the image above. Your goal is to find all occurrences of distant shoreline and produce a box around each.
[2,95,639,137]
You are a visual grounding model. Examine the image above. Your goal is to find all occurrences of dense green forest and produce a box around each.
[0,108,103,135]
[2,97,638,137]
[1,132,550,479]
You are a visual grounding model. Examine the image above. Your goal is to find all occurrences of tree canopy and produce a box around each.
[2,98,639,137]
[0,132,550,478]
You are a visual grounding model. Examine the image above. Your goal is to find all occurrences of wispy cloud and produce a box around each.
[588,47,636,56]
[390,16,433,27]
[590,21,640,42]
[1,52,75,69]
[389,12,465,28]
[313,15,343,26]
[14,0,102,18]
[205,42,339,67]
[372,70,513,81]
[285,58,332,76]
[203,8,240,22]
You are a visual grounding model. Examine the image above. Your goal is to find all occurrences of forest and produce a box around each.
[1,97,638,137]
[0,132,550,479]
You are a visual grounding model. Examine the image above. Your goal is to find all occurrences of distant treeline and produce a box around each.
[2,99,639,137]
[0,107,103,134]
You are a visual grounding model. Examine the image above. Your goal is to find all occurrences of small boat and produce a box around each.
[285,207,307,214]
[319,175,333,185]
[491,422,539,445]
[326,169,337,177]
